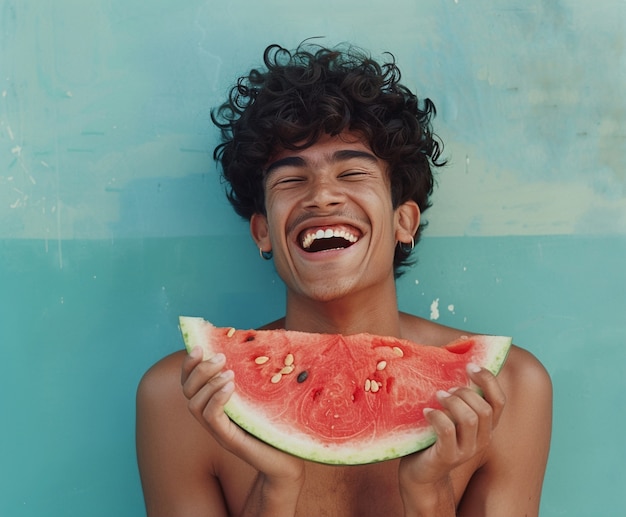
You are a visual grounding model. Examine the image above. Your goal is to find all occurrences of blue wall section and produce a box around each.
[2,236,625,515]
[1,1,624,516]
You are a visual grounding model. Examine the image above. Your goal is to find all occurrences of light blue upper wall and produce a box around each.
[1,0,624,241]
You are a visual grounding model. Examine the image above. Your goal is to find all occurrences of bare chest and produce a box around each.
[295,461,405,517]
[220,456,476,517]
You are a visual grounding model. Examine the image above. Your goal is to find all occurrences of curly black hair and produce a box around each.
[212,41,446,276]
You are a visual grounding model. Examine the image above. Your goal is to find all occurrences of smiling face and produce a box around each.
[250,131,419,306]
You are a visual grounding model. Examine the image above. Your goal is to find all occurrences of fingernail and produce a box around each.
[448,387,459,394]
[219,369,234,380]
[209,353,225,364]
[467,362,481,374]
[423,407,434,416]
[437,389,451,399]
[189,346,202,359]
[221,380,234,393]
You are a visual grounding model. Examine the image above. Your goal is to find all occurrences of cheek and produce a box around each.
[264,210,289,250]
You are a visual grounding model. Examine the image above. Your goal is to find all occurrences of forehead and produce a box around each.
[265,131,383,172]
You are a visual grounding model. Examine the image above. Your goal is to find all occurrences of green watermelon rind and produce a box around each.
[179,316,512,465]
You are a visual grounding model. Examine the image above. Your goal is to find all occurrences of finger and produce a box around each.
[445,387,494,451]
[436,389,483,454]
[423,406,459,464]
[467,363,507,427]
[181,346,204,385]
[187,369,235,428]
[192,377,302,478]
[181,353,226,399]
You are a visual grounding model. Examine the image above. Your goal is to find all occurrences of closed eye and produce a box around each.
[278,177,305,184]
[339,170,370,180]
[268,175,307,189]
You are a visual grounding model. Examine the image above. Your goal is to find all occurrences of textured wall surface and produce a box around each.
[1,1,624,515]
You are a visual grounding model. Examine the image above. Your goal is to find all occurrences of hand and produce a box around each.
[398,364,506,503]
[181,347,305,489]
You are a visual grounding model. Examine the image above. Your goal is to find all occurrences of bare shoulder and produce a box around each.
[136,350,197,430]
[498,344,552,403]
[137,350,187,398]
[136,349,214,467]
[493,343,553,453]
[136,349,214,455]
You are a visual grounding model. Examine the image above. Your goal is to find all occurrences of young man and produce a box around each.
[136,42,552,516]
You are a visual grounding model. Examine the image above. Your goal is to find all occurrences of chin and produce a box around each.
[297,277,364,303]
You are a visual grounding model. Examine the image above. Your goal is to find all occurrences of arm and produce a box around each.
[457,346,552,516]
[398,346,552,517]
[398,362,507,517]
[181,347,305,517]
[136,351,229,517]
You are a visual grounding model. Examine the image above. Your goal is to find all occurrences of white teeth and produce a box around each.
[301,228,359,249]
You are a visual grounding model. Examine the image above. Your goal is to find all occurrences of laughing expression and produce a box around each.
[250,131,415,303]
[300,226,360,252]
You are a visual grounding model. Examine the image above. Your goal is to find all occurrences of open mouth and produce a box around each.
[299,227,360,253]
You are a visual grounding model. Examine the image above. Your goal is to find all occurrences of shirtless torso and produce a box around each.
[137,313,551,517]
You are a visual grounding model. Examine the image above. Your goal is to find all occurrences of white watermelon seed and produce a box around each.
[376,360,387,371]
[364,379,371,392]
[370,381,380,393]
[284,353,294,366]
[280,365,295,375]
[227,327,236,338]
[254,356,270,365]
[270,373,282,384]
[392,346,404,357]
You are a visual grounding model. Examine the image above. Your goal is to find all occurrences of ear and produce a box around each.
[250,213,271,252]
[394,200,421,245]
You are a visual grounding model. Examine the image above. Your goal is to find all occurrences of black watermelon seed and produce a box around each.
[245,336,255,342]
[296,370,309,383]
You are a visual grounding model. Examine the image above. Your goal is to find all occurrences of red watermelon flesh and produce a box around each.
[179,316,511,465]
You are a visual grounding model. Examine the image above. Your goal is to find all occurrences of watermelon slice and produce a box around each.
[179,316,511,465]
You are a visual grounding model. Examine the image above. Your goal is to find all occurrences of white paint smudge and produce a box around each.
[430,298,440,320]
[447,304,455,314]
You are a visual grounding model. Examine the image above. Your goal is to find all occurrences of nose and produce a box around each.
[304,176,345,209]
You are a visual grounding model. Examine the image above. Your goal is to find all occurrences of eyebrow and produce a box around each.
[264,149,379,176]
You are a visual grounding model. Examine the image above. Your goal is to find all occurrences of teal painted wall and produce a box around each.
[1,1,624,515]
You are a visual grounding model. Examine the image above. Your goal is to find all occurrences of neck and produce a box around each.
[284,281,402,337]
